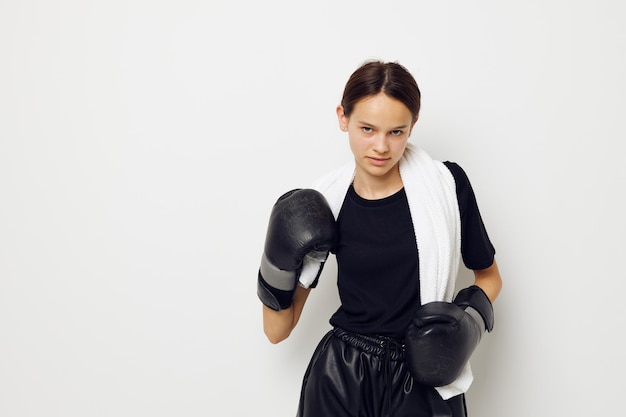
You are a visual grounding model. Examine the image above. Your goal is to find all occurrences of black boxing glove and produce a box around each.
[257,189,337,311]
[405,285,494,387]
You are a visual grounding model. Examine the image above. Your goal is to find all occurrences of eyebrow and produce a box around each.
[357,121,409,130]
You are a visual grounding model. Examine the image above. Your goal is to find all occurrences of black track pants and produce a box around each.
[296,328,467,417]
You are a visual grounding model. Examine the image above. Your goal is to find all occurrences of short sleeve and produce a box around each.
[443,161,496,270]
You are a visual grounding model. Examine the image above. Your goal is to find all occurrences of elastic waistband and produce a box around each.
[332,327,405,361]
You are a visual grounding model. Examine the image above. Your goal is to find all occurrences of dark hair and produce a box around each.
[341,60,421,120]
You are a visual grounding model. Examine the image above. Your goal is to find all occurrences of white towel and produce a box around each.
[301,143,471,399]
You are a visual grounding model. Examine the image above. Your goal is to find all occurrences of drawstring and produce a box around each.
[382,339,391,417]
[380,337,405,417]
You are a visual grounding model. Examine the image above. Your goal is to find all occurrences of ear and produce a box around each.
[336,105,348,132]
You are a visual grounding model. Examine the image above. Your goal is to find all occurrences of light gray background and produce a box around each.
[1,1,625,416]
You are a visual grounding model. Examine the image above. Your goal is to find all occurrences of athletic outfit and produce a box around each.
[295,151,495,417]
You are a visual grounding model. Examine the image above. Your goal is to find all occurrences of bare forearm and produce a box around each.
[263,286,311,344]
[473,258,503,303]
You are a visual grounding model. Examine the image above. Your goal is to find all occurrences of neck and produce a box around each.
[352,165,403,200]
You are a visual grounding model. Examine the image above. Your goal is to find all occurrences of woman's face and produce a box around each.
[337,93,416,184]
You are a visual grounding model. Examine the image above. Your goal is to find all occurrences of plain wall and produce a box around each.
[1,1,625,416]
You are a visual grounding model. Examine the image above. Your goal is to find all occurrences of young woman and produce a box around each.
[257,60,502,417]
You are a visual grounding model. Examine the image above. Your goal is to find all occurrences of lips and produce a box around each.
[368,156,390,166]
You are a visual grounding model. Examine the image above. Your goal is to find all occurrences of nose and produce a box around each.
[372,133,389,154]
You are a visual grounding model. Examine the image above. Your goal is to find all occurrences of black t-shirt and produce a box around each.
[329,161,495,339]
